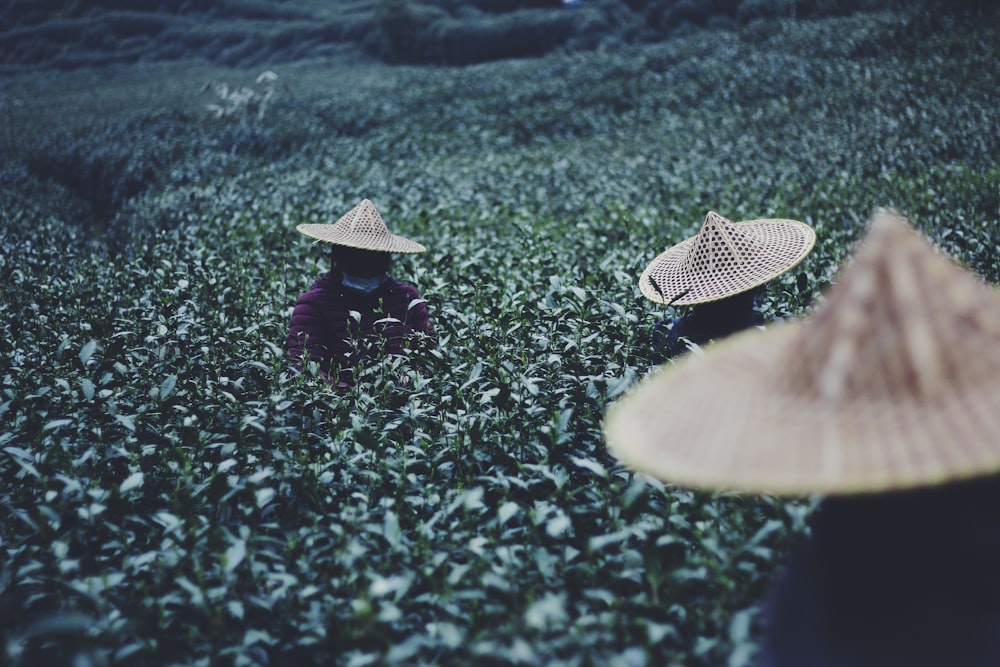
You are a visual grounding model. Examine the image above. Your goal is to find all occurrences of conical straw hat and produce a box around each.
[296,199,426,253]
[607,209,1000,496]
[640,211,815,306]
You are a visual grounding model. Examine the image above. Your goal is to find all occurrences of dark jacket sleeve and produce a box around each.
[287,280,333,376]
[651,316,685,364]
[376,279,434,357]
[401,286,434,339]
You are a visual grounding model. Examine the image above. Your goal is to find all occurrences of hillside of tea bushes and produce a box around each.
[3,0,986,70]
[1,7,999,666]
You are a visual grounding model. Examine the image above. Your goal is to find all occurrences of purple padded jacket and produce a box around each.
[287,270,434,385]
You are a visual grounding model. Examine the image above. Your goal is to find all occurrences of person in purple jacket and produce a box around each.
[288,199,434,389]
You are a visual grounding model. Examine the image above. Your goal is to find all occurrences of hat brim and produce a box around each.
[296,224,426,254]
[605,321,1000,496]
[640,219,815,306]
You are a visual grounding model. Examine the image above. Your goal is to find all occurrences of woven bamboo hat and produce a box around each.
[607,209,1000,496]
[640,211,815,306]
[296,199,426,253]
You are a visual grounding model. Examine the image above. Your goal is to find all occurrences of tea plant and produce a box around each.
[0,7,997,667]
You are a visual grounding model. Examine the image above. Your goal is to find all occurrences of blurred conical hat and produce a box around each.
[608,209,1000,495]
[297,199,426,253]
[640,211,815,306]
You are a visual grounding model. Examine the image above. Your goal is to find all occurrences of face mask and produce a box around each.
[342,272,387,295]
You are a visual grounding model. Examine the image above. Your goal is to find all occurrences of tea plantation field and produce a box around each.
[1,7,998,666]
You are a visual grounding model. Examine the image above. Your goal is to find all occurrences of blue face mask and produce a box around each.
[342,272,387,294]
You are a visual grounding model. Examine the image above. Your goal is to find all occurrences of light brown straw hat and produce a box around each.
[608,209,1000,496]
[640,211,815,306]
[296,199,426,253]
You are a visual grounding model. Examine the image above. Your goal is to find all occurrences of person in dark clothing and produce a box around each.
[758,476,1000,667]
[288,199,433,389]
[640,211,814,362]
[605,210,1000,667]
[651,286,766,360]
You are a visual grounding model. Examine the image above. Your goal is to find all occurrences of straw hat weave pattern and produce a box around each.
[297,199,426,254]
[608,209,1000,496]
[640,212,815,306]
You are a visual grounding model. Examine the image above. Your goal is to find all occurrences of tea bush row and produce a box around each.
[1,164,806,666]
[2,0,992,70]
[7,12,996,251]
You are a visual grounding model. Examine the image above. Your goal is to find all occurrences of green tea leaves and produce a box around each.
[119,471,144,495]
[159,374,177,400]
[1,10,996,665]
[79,340,98,366]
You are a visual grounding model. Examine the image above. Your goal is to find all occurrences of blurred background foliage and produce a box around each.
[0,0,995,68]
